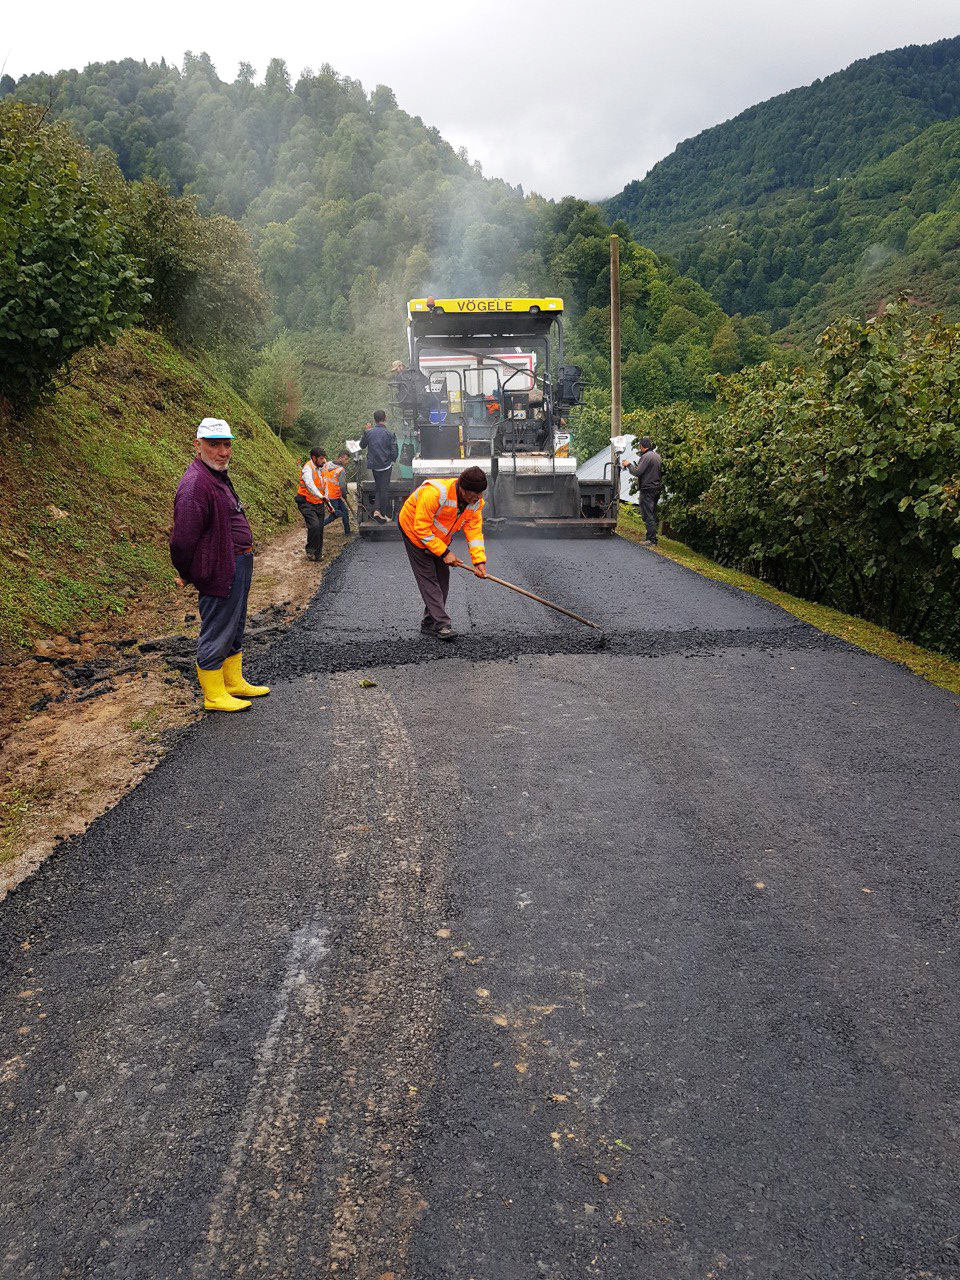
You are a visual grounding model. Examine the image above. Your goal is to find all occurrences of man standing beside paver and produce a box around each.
[398,465,488,640]
[359,410,399,522]
[170,417,270,712]
[623,435,662,546]
[296,446,328,561]
[322,451,352,535]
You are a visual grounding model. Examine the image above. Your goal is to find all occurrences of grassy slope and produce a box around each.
[0,329,298,653]
[618,508,960,697]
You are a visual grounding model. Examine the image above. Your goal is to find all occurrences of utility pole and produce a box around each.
[610,235,621,439]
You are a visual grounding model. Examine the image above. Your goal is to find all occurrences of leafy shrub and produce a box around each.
[116,179,267,352]
[642,302,960,654]
[0,102,148,409]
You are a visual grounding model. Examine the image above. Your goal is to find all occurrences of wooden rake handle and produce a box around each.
[455,563,599,629]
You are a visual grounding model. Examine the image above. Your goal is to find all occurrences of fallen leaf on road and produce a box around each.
[475,988,490,998]
[550,1093,569,1103]
[492,1015,509,1027]
[436,928,451,939]
[359,678,378,688]
[597,1173,609,1184]
[755,881,766,890]
[515,1062,528,1074]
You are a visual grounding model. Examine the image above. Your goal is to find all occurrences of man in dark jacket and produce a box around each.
[359,409,399,522]
[170,418,270,712]
[622,436,662,546]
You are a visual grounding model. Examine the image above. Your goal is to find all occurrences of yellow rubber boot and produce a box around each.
[222,651,270,698]
[197,664,251,712]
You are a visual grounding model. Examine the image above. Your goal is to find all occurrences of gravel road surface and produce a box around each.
[2,535,959,1279]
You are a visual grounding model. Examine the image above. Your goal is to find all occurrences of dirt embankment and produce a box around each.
[0,522,351,899]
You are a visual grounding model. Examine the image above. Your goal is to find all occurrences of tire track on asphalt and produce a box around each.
[194,675,453,1278]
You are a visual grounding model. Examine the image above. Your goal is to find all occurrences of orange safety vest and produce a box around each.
[322,461,345,500]
[398,478,486,565]
[297,460,326,504]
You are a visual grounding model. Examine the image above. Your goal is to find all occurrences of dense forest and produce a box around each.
[606,36,960,341]
[1,56,768,445]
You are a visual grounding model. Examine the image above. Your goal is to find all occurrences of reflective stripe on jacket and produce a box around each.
[322,461,345,500]
[297,461,326,504]
[398,478,486,564]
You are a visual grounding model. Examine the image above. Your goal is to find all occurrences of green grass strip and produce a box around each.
[618,507,960,698]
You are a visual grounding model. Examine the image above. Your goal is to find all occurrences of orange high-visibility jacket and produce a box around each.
[297,461,326,504]
[322,461,346,500]
[399,478,486,565]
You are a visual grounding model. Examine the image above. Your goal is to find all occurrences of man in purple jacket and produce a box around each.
[170,418,270,712]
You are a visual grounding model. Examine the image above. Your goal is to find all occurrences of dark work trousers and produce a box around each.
[197,551,253,669]
[640,488,660,544]
[372,467,392,516]
[296,495,325,558]
[323,497,351,534]
[400,525,451,629]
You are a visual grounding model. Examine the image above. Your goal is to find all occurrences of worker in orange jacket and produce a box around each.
[296,446,328,561]
[398,465,488,640]
[322,451,351,535]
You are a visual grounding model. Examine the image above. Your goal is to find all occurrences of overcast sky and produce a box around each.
[5,1,959,201]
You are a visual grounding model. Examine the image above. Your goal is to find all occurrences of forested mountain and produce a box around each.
[605,36,960,341]
[2,55,768,442]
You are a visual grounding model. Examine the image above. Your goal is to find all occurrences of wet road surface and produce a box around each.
[2,535,959,1278]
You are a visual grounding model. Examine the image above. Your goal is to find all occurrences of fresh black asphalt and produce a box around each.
[2,535,959,1278]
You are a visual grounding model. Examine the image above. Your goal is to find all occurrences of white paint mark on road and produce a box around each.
[193,920,329,1275]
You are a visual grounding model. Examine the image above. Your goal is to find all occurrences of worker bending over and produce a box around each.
[398,465,488,640]
[322,451,351,535]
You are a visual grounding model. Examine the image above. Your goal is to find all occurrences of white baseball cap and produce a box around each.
[197,417,234,439]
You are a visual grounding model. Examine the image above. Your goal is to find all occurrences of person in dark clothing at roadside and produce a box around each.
[623,436,662,546]
[170,418,270,712]
[359,409,399,522]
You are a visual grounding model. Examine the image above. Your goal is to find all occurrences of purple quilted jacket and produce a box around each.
[170,458,239,598]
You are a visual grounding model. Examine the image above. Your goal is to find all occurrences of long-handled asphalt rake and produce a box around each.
[454,563,600,630]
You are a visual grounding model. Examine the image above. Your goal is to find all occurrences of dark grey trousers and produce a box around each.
[640,488,660,543]
[372,467,392,516]
[295,496,325,556]
[400,527,451,629]
[197,552,253,669]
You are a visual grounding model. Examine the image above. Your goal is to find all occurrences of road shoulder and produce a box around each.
[618,509,960,697]
[0,522,352,899]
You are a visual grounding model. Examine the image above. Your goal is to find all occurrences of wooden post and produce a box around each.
[610,234,622,439]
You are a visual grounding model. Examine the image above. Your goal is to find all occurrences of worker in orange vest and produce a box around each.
[322,451,351,535]
[296,446,328,561]
[398,465,488,640]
